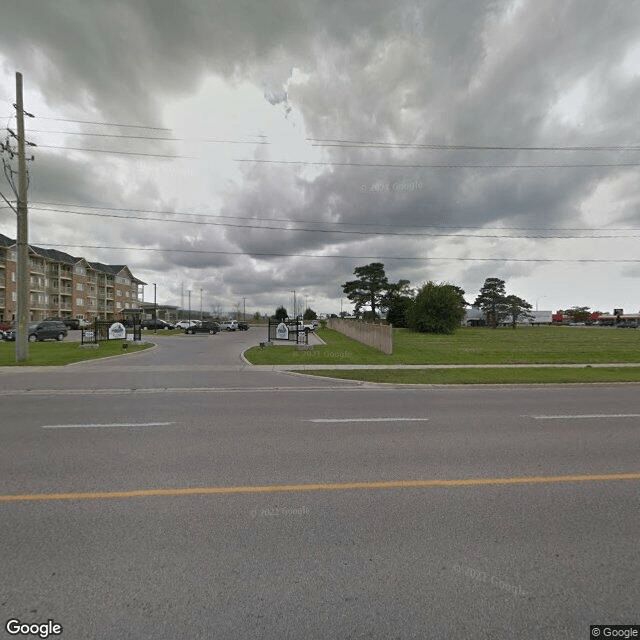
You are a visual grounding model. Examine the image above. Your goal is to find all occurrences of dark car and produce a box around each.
[237,321,250,331]
[44,316,80,330]
[27,321,68,342]
[185,321,220,335]
[140,318,175,330]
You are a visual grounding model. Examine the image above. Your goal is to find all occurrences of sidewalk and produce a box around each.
[243,361,640,371]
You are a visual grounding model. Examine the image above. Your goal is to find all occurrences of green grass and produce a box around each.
[244,326,640,365]
[303,367,640,385]
[141,329,183,336]
[0,339,152,366]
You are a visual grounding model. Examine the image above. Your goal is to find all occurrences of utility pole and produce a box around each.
[242,297,246,321]
[15,72,29,362]
[200,288,203,320]
[188,290,191,324]
[290,289,296,320]
[153,283,157,334]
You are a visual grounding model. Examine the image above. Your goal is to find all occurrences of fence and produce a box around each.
[81,320,141,344]
[267,318,309,344]
[326,318,393,354]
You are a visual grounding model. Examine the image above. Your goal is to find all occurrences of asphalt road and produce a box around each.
[1,332,638,639]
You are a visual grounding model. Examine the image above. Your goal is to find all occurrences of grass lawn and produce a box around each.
[0,339,152,366]
[244,326,640,366]
[303,367,640,385]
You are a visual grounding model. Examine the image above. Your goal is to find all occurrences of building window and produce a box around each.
[76,298,84,306]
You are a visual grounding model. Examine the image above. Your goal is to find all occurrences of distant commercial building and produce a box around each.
[0,233,145,324]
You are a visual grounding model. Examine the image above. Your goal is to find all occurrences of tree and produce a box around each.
[385,295,414,328]
[558,306,591,323]
[302,307,317,321]
[505,295,533,328]
[274,306,288,322]
[342,263,389,317]
[380,279,414,327]
[407,282,467,334]
[473,278,509,328]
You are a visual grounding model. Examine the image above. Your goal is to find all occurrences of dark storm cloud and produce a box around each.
[3,0,640,309]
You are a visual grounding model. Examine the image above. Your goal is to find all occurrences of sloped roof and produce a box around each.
[0,233,16,248]
[0,234,145,283]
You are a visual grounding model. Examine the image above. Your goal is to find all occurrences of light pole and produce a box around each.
[188,290,191,324]
[153,283,157,334]
[290,289,296,320]
[200,288,203,320]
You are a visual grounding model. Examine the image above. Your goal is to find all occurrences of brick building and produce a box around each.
[0,233,146,323]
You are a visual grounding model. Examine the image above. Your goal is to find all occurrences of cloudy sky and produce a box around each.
[1,0,640,317]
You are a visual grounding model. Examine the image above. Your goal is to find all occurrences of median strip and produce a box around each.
[528,414,640,420]
[1,472,639,503]
[305,418,429,423]
[41,422,176,429]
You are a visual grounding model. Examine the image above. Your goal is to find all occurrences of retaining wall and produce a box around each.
[326,318,393,354]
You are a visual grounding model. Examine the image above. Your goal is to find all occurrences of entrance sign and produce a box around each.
[108,322,126,339]
[276,322,289,339]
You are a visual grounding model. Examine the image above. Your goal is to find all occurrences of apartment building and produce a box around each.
[0,233,146,323]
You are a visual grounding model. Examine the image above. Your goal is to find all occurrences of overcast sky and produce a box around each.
[1,0,640,317]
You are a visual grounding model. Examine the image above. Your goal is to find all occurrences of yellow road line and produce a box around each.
[1,472,639,503]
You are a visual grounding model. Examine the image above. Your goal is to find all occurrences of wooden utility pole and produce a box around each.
[15,72,29,362]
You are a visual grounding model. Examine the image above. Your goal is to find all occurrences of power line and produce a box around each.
[34,243,640,262]
[235,158,640,169]
[35,144,195,159]
[35,116,171,131]
[30,130,270,144]
[29,201,640,232]
[306,138,640,152]
[29,205,640,239]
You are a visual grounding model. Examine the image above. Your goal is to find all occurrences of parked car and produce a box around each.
[27,321,68,342]
[3,328,15,341]
[220,320,238,331]
[184,321,220,335]
[140,318,175,330]
[237,321,250,331]
[175,320,198,330]
[44,316,81,330]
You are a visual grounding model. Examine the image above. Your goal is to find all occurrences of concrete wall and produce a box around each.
[327,318,393,354]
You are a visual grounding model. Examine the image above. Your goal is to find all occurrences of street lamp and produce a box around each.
[188,290,191,324]
[290,289,296,320]
[153,283,157,334]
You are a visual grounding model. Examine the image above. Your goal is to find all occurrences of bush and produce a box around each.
[407,282,466,334]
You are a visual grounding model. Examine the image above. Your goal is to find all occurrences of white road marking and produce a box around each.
[528,414,640,420]
[305,418,429,423]
[42,422,176,429]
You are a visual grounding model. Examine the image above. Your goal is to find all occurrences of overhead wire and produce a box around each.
[28,205,640,239]
[29,201,640,232]
[34,243,640,263]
